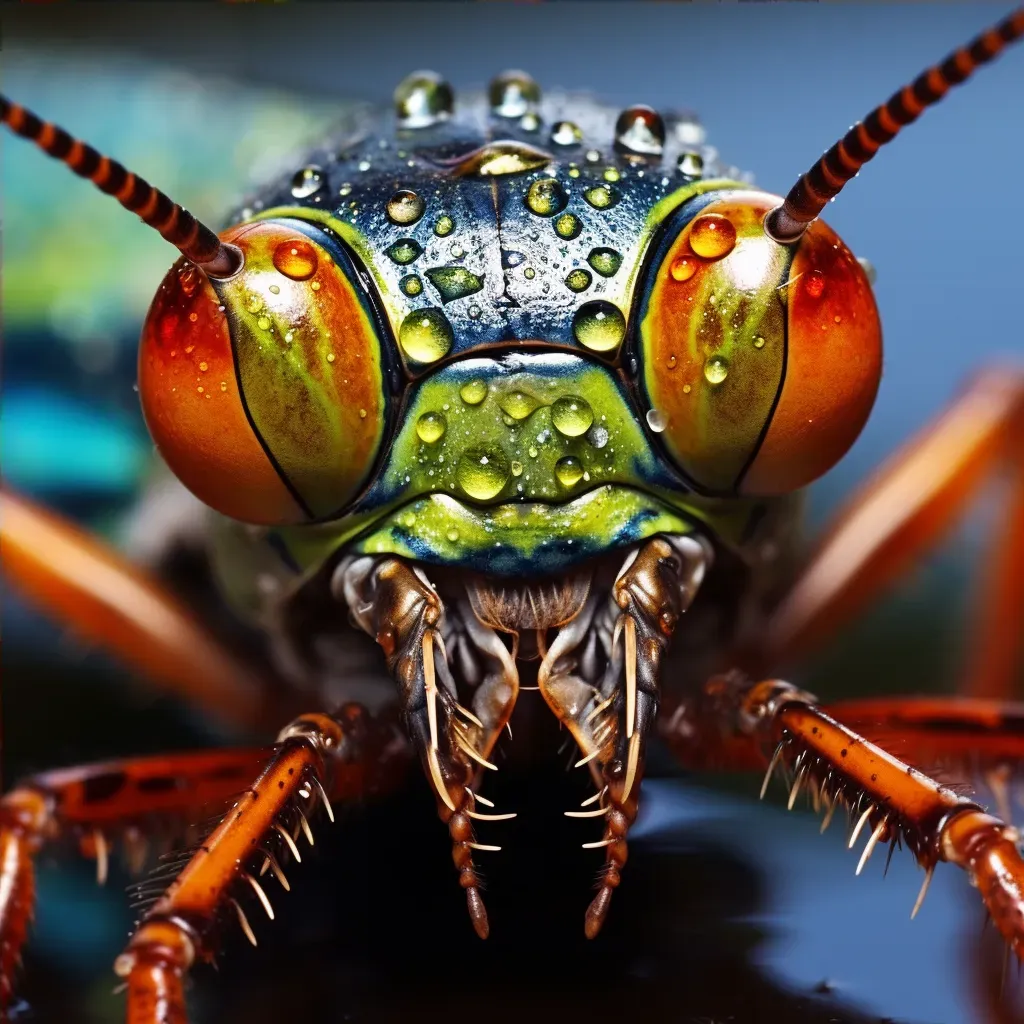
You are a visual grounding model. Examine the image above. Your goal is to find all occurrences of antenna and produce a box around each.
[765,8,1024,243]
[1,95,242,277]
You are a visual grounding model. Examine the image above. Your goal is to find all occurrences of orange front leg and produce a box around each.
[0,708,409,1020]
[666,675,1024,955]
[115,707,407,1024]
[0,747,271,1011]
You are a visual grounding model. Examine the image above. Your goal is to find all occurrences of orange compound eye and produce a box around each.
[740,217,881,495]
[639,193,791,493]
[139,220,389,524]
[638,191,881,495]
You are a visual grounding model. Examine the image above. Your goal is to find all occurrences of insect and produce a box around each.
[2,8,1023,1023]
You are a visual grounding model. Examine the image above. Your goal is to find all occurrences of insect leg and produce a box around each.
[539,535,709,937]
[819,696,1024,823]
[337,555,520,939]
[109,707,404,1024]
[0,736,401,1014]
[669,673,1024,957]
[1,488,279,731]
[745,368,1024,700]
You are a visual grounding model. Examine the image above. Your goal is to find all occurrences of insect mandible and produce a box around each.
[2,9,1024,1023]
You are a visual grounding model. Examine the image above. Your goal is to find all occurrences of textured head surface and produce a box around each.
[233,76,748,361]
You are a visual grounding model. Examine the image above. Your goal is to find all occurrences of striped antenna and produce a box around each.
[766,7,1024,243]
[1,94,242,278]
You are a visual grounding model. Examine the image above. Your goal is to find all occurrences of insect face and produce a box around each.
[638,191,882,496]
[2,11,1023,1016]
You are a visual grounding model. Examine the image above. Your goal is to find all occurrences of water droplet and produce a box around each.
[386,238,424,265]
[338,183,353,197]
[290,166,324,199]
[568,166,581,179]
[426,265,484,303]
[416,411,446,443]
[188,312,198,323]
[525,177,568,217]
[602,167,621,183]
[804,269,826,298]
[197,386,204,394]
[310,281,321,291]
[273,238,319,280]
[523,267,536,280]
[446,528,460,542]
[511,460,524,477]
[565,268,592,292]
[220,381,228,392]
[528,446,539,458]
[572,300,625,353]
[551,396,594,437]
[554,212,582,240]
[177,263,198,297]
[358,160,372,173]
[753,335,766,349]
[682,384,692,394]
[269,284,280,295]
[394,71,454,128]
[583,184,619,210]
[327,352,335,362]
[519,112,541,132]
[670,255,698,282]
[401,274,423,297]
[257,316,271,331]
[246,294,264,314]
[468,305,481,319]
[460,379,488,405]
[434,214,455,237]
[450,244,465,259]
[677,151,704,177]
[551,121,582,146]
[587,247,622,278]
[704,355,729,385]
[488,70,540,118]
[689,214,737,260]
[386,189,426,225]
[857,257,877,285]
[615,105,666,156]
[646,408,667,432]
[457,446,511,500]
[554,456,585,488]
[587,425,609,449]
[399,308,453,364]
[359,408,367,418]
[199,361,208,372]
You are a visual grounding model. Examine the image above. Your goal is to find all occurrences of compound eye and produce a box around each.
[740,218,881,495]
[139,220,388,524]
[638,193,790,492]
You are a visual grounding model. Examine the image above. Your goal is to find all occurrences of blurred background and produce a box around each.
[3,3,1023,1022]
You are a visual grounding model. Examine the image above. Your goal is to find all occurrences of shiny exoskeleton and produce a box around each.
[2,12,1024,1023]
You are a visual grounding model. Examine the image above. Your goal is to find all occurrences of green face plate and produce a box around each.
[201,88,787,584]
